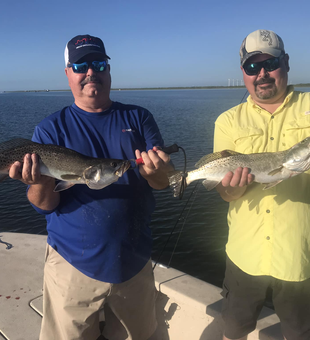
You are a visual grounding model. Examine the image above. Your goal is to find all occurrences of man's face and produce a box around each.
[241,53,289,104]
[65,54,111,102]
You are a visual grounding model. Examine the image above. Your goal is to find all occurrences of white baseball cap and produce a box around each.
[239,29,285,66]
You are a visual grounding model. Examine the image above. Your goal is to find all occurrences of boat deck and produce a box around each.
[0,232,284,340]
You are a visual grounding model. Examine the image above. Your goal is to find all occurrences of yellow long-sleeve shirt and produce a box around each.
[214,86,310,281]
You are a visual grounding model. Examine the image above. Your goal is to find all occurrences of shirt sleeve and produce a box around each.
[213,108,236,153]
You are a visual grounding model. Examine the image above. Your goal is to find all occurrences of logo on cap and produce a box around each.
[74,37,100,49]
[260,30,273,46]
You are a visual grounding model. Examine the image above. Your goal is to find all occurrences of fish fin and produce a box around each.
[262,180,283,190]
[0,138,35,152]
[0,174,9,182]
[268,166,284,176]
[60,174,81,180]
[202,179,221,191]
[168,170,187,198]
[220,150,242,157]
[53,181,75,192]
[195,150,242,168]
[86,181,113,190]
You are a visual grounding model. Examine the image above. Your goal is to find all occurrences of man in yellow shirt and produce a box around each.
[214,29,310,340]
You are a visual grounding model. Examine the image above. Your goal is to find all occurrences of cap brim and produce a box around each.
[241,48,282,66]
[71,50,110,64]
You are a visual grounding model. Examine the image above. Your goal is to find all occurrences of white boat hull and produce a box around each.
[0,233,283,339]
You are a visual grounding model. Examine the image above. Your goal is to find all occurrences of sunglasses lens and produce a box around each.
[72,62,88,73]
[264,58,279,72]
[244,63,260,76]
[92,61,107,72]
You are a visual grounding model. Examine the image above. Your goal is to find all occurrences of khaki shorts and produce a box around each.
[40,245,157,340]
[222,257,310,340]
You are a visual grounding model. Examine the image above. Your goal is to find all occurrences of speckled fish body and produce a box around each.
[169,137,310,198]
[0,138,131,191]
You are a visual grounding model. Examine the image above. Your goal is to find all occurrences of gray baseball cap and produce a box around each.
[240,29,285,66]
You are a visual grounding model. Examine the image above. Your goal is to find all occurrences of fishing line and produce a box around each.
[240,89,248,103]
[153,145,198,270]
[154,89,250,270]
[152,180,200,270]
[167,180,200,267]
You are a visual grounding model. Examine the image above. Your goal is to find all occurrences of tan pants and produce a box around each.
[39,245,157,340]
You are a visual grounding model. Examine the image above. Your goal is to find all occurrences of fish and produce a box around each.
[168,137,310,198]
[0,138,131,192]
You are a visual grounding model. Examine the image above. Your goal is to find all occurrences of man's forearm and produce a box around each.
[27,178,60,211]
[146,174,169,190]
[144,163,174,190]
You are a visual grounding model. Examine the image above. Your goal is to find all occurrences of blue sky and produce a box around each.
[1,0,310,91]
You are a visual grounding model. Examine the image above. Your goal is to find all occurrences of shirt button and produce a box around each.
[270,137,274,140]
[266,210,270,213]
[266,236,270,240]
[271,116,274,119]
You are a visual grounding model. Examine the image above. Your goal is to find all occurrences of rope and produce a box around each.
[0,237,13,249]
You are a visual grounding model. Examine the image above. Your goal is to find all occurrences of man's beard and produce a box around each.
[254,78,277,100]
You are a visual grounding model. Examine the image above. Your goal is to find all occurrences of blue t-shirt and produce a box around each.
[31,101,164,283]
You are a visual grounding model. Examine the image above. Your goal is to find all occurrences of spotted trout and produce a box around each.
[0,138,131,192]
[169,137,310,198]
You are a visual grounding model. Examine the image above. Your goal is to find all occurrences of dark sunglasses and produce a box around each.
[243,55,284,76]
[67,60,107,74]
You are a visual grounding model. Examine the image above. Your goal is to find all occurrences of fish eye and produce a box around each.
[110,161,118,168]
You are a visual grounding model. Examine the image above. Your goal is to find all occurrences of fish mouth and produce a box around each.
[115,161,131,177]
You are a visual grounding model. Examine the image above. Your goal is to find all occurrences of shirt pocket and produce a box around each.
[284,116,310,146]
[233,127,264,154]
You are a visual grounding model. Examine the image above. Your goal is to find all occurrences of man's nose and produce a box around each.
[86,66,96,76]
[257,66,269,78]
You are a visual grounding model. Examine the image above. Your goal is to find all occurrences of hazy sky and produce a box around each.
[1,0,310,91]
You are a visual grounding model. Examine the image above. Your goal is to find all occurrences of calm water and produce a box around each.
[1,88,309,287]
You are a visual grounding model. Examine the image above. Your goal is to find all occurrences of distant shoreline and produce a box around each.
[2,83,310,93]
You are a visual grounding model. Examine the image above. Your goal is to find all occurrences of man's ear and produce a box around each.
[284,54,290,72]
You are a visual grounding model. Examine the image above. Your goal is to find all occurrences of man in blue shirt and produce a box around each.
[9,34,173,340]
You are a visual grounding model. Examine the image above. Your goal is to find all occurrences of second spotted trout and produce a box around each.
[0,138,131,192]
[169,137,310,198]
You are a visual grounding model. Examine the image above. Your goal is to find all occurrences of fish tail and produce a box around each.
[168,171,187,198]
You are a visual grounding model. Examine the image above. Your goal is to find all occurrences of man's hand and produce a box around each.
[221,167,254,187]
[216,167,254,202]
[9,153,60,211]
[9,153,51,186]
[135,147,174,190]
